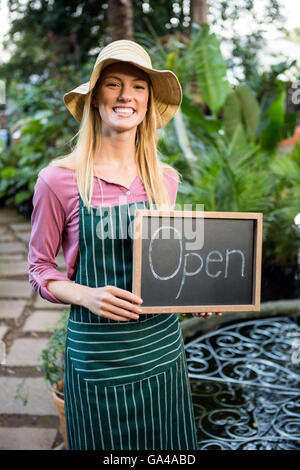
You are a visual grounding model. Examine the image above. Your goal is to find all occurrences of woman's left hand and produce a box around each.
[181,312,223,319]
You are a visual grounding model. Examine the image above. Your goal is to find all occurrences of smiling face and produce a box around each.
[92,61,150,134]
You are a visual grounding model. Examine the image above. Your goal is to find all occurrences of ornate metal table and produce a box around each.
[185,316,300,450]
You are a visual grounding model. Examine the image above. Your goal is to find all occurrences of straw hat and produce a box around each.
[63,40,182,128]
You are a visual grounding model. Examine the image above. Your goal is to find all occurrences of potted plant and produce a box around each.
[39,309,69,449]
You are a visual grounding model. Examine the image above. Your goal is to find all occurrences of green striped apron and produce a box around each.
[64,184,198,450]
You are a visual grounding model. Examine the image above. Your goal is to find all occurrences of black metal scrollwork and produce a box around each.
[185,316,300,450]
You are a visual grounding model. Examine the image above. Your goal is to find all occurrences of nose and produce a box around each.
[117,83,133,102]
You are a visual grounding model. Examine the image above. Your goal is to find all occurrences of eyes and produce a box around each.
[105,82,146,90]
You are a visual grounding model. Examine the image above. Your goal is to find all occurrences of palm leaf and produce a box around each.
[223,85,260,142]
[192,24,231,117]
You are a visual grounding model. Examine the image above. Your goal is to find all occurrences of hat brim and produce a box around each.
[63,58,182,128]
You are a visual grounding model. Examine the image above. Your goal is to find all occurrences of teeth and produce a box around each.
[113,107,134,115]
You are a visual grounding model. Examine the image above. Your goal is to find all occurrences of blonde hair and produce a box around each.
[48,77,181,212]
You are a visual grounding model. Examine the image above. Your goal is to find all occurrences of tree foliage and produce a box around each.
[3,0,108,85]
[1,0,289,89]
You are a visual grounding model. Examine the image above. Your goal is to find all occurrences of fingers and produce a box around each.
[192,312,223,319]
[101,299,141,321]
[199,312,212,318]
[106,293,143,315]
[100,286,143,321]
[108,285,143,305]
[100,309,135,322]
[109,294,143,313]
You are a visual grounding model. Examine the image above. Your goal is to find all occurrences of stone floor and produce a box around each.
[0,206,68,450]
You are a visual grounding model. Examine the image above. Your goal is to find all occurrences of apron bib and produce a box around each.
[64,182,198,450]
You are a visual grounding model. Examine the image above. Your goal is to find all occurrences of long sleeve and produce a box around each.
[28,174,71,304]
[163,168,180,208]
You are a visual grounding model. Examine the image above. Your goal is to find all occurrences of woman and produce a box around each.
[28,40,221,450]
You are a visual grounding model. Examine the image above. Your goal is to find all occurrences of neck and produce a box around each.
[94,128,137,168]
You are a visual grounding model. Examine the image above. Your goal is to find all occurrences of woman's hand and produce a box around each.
[82,285,143,322]
[181,312,223,319]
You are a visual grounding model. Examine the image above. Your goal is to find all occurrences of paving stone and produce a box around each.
[23,311,63,332]
[0,427,57,450]
[0,281,33,299]
[0,226,9,235]
[0,253,24,262]
[0,327,7,364]
[0,340,6,365]
[0,300,26,319]
[0,242,27,254]
[0,233,16,242]
[6,338,49,366]
[9,222,32,232]
[33,295,70,310]
[0,377,57,415]
[0,325,8,340]
[15,232,31,244]
[0,261,29,277]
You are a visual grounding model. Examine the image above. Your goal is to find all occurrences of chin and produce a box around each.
[113,119,143,132]
[101,115,144,133]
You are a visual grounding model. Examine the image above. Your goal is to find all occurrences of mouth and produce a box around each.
[112,107,136,117]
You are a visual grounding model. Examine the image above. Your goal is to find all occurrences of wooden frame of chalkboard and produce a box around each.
[132,210,263,313]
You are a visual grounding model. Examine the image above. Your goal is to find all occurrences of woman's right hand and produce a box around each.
[82,285,143,322]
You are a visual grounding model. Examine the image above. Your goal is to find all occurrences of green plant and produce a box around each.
[38,309,69,397]
[222,85,260,143]
[0,67,82,211]
[190,24,231,118]
[169,129,300,266]
[172,130,272,211]
[139,25,226,173]
[263,141,300,264]
[14,378,29,406]
[258,80,287,153]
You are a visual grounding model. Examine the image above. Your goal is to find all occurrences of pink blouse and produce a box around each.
[28,165,179,304]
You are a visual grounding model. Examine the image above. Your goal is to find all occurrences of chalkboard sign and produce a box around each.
[132,210,263,313]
